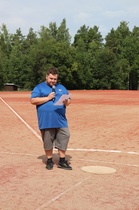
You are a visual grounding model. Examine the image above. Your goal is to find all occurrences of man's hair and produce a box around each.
[46,67,58,76]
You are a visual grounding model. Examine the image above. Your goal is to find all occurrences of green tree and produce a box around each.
[1,20,139,90]
[72,25,103,89]
[29,19,73,89]
[125,26,139,89]
[6,28,31,88]
[104,21,131,89]
[0,24,12,56]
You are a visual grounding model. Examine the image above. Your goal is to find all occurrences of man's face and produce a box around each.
[46,73,58,87]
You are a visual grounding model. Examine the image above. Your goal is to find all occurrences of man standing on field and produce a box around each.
[30,67,72,170]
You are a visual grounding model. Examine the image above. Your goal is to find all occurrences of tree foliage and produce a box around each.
[0,20,139,90]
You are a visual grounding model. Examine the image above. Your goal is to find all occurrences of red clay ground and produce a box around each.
[0,90,139,210]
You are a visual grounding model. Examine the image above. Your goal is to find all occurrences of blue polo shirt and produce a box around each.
[31,82,69,130]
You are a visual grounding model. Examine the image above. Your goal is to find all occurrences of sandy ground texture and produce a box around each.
[0,90,139,210]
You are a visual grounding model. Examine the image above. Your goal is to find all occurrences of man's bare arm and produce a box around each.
[30,92,55,105]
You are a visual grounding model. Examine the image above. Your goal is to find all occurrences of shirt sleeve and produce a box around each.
[30,86,41,98]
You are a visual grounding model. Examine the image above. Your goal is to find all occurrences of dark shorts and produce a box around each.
[40,128,70,151]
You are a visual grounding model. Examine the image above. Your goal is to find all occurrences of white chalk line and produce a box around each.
[0,96,139,157]
[0,151,139,168]
[1,97,139,210]
[78,159,139,168]
[0,151,37,157]
[35,175,92,210]
[67,148,139,155]
[0,97,42,141]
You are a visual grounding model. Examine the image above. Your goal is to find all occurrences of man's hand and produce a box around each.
[63,98,71,106]
[48,92,55,101]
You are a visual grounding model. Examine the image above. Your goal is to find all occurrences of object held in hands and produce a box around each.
[52,85,56,102]
[54,94,70,106]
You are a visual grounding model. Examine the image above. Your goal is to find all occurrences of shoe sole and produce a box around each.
[46,166,53,170]
[58,165,72,170]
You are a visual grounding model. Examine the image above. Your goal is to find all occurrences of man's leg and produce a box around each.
[56,128,72,170]
[45,148,54,170]
[41,129,55,170]
[45,148,53,159]
[58,149,72,170]
[58,149,66,158]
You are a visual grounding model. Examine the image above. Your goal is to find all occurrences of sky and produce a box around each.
[0,0,139,41]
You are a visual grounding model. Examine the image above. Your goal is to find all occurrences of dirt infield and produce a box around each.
[0,90,139,210]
